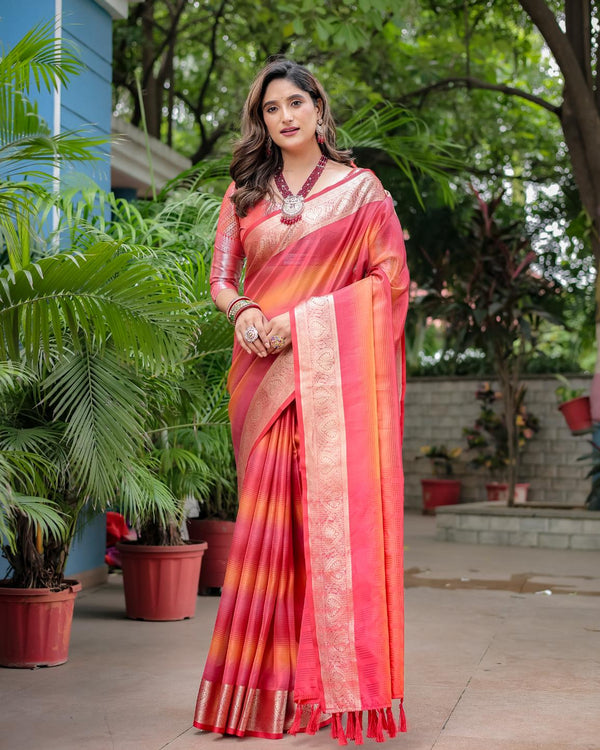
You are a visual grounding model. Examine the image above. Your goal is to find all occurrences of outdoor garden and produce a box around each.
[1,0,600,672]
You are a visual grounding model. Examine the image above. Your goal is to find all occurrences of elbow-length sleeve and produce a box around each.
[209,182,244,302]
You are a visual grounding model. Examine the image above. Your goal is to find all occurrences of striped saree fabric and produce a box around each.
[194,169,409,744]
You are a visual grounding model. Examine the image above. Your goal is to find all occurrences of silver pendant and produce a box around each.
[281,194,305,220]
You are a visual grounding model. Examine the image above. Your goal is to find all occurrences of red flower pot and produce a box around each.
[420,478,461,515]
[486,482,530,503]
[186,518,235,592]
[558,396,592,435]
[0,579,81,668]
[117,542,207,621]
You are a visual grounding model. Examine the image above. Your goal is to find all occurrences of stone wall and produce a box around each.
[403,374,592,511]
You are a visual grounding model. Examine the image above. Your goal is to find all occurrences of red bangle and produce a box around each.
[234,302,261,325]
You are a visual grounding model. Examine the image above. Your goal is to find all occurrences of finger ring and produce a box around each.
[270,335,285,350]
[244,325,259,343]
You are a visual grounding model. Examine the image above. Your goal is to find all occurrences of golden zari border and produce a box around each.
[294,295,362,712]
[194,679,296,737]
[237,348,295,482]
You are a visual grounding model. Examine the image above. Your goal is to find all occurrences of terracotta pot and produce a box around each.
[420,478,461,515]
[486,482,530,503]
[0,579,81,668]
[186,518,235,592]
[117,542,207,621]
[558,396,592,435]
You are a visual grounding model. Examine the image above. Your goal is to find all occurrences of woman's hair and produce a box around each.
[229,58,353,217]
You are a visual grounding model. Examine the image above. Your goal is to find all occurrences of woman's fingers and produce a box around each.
[235,310,270,357]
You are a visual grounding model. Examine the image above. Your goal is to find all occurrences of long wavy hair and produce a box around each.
[229,58,353,217]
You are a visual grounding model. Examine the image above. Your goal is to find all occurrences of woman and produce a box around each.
[193,58,409,746]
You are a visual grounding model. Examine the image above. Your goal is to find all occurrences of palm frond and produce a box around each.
[339,101,462,206]
[0,493,68,554]
[0,241,193,369]
[117,462,180,527]
[42,348,147,503]
[0,20,83,95]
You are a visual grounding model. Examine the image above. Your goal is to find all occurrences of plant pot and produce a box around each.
[186,518,235,592]
[558,396,592,435]
[420,478,461,515]
[486,482,530,503]
[117,541,207,621]
[0,579,81,668]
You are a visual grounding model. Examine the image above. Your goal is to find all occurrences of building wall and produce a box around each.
[403,375,592,511]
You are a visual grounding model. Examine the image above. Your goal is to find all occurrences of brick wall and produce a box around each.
[403,375,592,510]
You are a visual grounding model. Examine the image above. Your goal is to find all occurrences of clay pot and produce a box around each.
[558,396,592,435]
[420,478,461,515]
[0,579,81,668]
[186,518,235,592]
[117,542,207,621]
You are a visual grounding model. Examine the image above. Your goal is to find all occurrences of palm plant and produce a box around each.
[0,25,194,588]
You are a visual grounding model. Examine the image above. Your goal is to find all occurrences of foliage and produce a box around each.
[463,383,539,480]
[418,191,557,503]
[554,374,586,405]
[0,26,200,587]
[417,444,462,477]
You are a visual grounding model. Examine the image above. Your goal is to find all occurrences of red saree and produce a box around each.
[194,169,409,745]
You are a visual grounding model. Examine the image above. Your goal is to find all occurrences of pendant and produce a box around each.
[281,194,304,224]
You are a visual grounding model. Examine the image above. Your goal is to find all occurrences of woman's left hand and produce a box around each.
[265,312,292,354]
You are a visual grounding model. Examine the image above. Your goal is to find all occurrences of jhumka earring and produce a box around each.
[316,119,325,144]
[266,136,273,156]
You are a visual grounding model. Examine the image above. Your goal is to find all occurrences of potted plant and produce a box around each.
[186,424,238,592]
[417,444,462,514]
[419,191,560,505]
[0,26,192,665]
[555,375,592,435]
[464,383,539,503]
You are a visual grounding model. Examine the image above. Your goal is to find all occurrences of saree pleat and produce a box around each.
[194,404,306,739]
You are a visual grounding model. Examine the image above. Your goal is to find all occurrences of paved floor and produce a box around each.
[1,513,599,750]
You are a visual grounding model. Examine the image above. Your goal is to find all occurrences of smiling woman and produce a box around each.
[193,58,410,746]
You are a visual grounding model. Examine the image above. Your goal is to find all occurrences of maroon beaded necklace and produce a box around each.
[274,155,328,225]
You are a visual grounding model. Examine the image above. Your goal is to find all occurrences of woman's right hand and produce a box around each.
[235,307,271,357]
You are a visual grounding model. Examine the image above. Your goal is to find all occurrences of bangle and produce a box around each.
[226,296,250,325]
[234,302,261,325]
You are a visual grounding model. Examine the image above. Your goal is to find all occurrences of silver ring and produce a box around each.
[244,325,259,343]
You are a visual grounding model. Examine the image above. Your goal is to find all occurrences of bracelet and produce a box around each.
[226,296,251,325]
[234,302,261,325]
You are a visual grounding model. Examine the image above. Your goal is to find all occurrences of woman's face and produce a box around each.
[261,77,321,155]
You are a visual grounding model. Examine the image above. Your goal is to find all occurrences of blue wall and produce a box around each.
[0,0,117,581]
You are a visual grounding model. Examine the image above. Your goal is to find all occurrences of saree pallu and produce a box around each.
[194,170,409,745]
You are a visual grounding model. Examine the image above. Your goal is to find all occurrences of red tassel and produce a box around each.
[335,713,348,746]
[307,705,320,735]
[386,706,397,738]
[331,712,338,739]
[355,712,364,745]
[400,699,407,732]
[346,711,356,741]
[367,709,377,738]
[288,703,303,735]
[375,709,385,743]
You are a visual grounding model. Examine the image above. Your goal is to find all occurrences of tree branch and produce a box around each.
[400,76,560,115]
[194,0,227,144]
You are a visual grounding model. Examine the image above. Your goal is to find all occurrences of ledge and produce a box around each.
[436,502,600,549]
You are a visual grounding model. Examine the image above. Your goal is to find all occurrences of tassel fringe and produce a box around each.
[288,703,303,735]
[289,702,406,745]
[400,698,408,732]
[307,704,321,735]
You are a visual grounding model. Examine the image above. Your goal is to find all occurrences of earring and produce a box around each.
[316,119,325,145]
[266,136,273,156]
